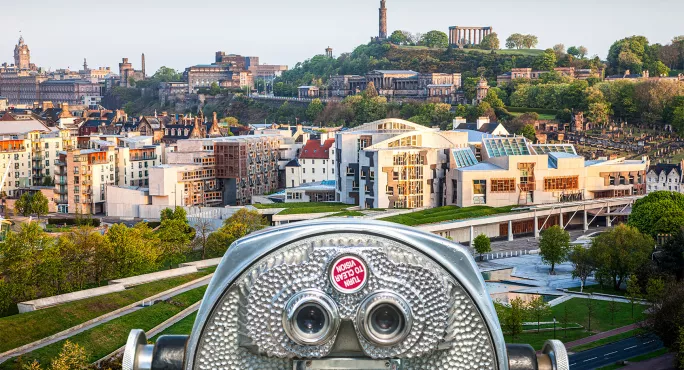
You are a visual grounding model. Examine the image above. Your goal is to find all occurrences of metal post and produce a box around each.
[583,208,588,231]
[606,206,611,227]
[534,212,540,238]
[508,220,513,242]
[469,225,474,247]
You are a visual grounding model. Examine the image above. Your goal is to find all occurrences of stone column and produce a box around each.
[559,210,564,229]
[583,208,589,231]
[508,220,513,242]
[468,29,472,44]
[606,206,612,227]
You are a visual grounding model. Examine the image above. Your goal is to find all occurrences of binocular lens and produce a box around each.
[370,304,403,335]
[357,292,412,347]
[283,290,340,346]
[296,303,327,334]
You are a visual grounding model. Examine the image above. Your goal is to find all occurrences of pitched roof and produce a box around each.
[455,122,504,134]
[648,163,681,177]
[299,138,334,160]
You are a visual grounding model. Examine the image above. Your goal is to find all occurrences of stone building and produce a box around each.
[39,80,101,106]
[119,56,145,87]
[14,36,34,71]
[497,67,604,85]
[328,70,462,103]
[285,134,336,188]
[184,64,252,93]
[475,76,489,104]
[449,26,494,48]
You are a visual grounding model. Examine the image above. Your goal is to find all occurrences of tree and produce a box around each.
[518,124,537,142]
[32,192,49,220]
[14,192,32,216]
[206,222,249,258]
[505,33,525,49]
[151,66,182,82]
[157,218,192,266]
[567,46,581,58]
[646,277,666,311]
[160,207,188,224]
[193,216,214,260]
[480,32,500,50]
[49,340,89,370]
[585,295,596,332]
[209,82,221,95]
[306,98,324,122]
[629,192,684,236]
[552,44,566,60]
[626,274,641,319]
[590,224,654,290]
[607,298,620,325]
[570,245,594,292]
[496,297,526,339]
[577,46,588,59]
[652,60,671,77]
[363,81,378,98]
[221,117,239,127]
[644,280,684,353]
[526,296,551,333]
[539,225,570,274]
[420,30,449,48]
[521,34,539,49]
[677,327,684,370]
[533,49,557,71]
[106,223,161,278]
[473,234,491,261]
[560,304,571,338]
[225,208,268,233]
[389,30,411,45]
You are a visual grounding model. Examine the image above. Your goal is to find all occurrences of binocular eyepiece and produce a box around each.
[123,219,568,370]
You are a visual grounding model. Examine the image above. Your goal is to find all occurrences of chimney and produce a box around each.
[452,117,467,129]
[212,112,218,124]
[476,117,490,130]
[320,132,329,144]
[141,53,146,78]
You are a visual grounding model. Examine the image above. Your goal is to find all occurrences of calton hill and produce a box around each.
[109,33,684,143]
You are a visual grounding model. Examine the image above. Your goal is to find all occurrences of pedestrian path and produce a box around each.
[564,323,639,349]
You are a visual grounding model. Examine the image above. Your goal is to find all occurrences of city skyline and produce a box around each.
[0,0,682,74]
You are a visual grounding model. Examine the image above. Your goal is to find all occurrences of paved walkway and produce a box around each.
[622,352,675,369]
[564,323,640,349]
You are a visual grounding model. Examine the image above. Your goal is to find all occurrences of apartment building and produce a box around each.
[57,148,117,214]
[214,135,282,206]
[285,133,335,188]
[336,119,469,209]
[646,162,684,193]
[445,138,648,208]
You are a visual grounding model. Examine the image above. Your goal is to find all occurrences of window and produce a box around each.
[629,175,635,184]
[386,186,393,195]
[491,178,516,193]
[369,170,375,179]
[609,176,615,185]
[303,168,306,173]
[290,168,294,174]
[473,180,486,204]
[544,176,579,191]
[620,176,626,185]
[323,168,326,173]
[312,168,316,174]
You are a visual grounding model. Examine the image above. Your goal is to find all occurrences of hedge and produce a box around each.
[47,217,101,227]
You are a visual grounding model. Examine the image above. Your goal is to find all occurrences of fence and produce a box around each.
[478,249,537,261]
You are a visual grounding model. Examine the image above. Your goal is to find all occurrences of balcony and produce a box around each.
[55,187,67,195]
[0,145,26,153]
[54,160,66,167]
[131,155,158,161]
[32,156,44,162]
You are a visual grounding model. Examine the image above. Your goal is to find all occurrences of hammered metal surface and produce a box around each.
[193,235,497,370]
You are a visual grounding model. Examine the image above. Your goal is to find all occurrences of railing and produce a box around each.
[0,146,26,153]
[54,160,66,166]
[131,155,158,161]
[33,156,44,162]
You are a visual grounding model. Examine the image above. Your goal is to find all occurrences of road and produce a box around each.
[569,334,663,370]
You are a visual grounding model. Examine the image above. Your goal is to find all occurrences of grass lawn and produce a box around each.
[504,298,647,350]
[325,210,366,217]
[597,348,669,370]
[570,329,642,352]
[252,202,350,215]
[0,270,212,353]
[0,287,206,370]
[567,285,627,297]
[151,312,197,341]
[380,205,516,226]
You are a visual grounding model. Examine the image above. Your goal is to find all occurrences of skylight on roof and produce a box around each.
[531,144,577,155]
[452,148,478,168]
[483,137,530,157]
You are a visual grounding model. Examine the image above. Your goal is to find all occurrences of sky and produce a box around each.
[1,0,682,74]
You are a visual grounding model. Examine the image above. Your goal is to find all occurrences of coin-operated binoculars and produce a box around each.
[123,219,568,370]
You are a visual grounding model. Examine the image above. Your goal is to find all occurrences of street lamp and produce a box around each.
[553,316,557,339]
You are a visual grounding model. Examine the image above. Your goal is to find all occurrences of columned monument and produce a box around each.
[448,26,494,48]
[378,0,388,39]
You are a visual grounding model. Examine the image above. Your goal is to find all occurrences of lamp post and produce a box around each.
[553,316,557,339]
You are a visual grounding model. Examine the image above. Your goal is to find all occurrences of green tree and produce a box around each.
[590,224,654,290]
[306,98,324,122]
[106,223,161,278]
[521,34,539,49]
[420,30,449,48]
[32,192,49,220]
[483,89,504,109]
[49,340,89,370]
[160,207,188,224]
[363,81,379,98]
[533,49,557,71]
[526,295,551,333]
[652,60,671,77]
[567,46,581,57]
[577,46,588,59]
[157,218,192,267]
[626,274,641,319]
[480,32,500,50]
[389,30,411,45]
[585,295,596,332]
[209,82,221,95]
[206,222,249,258]
[607,298,621,325]
[570,245,594,292]
[14,192,32,216]
[518,124,537,142]
[560,304,571,338]
[646,277,666,311]
[224,208,268,233]
[505,33,525,49]
[629,192,684,236]
[539,225,571,274]
[151,66,182,82]
[473,234,491,261]
[502,297,526,339]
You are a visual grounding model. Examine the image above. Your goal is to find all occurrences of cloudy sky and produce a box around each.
[1,0,682,74]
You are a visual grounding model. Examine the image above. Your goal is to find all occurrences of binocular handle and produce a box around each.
[122,330,569,370]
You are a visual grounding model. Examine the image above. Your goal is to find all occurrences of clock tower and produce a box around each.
[14,36,30,70]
